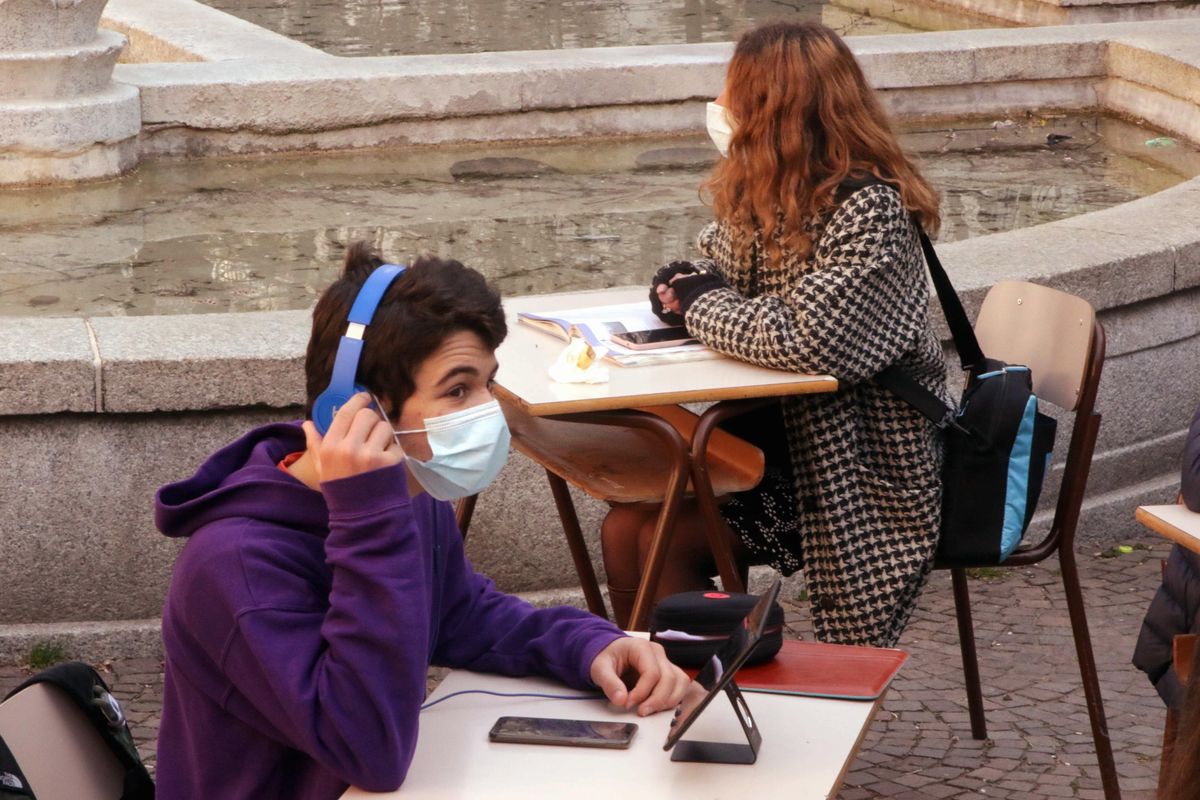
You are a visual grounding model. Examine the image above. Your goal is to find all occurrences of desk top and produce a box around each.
[495,287,838,416]
[1136,504,1200,555]
[342,668,880,800]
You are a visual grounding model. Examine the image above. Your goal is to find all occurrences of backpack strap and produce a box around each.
[5,663,154,800]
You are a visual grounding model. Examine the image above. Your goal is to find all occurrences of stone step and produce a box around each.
[0,29,125,102]
[0,0,109,52]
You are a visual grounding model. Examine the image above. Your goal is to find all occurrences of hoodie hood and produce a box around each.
[156,422,329,539]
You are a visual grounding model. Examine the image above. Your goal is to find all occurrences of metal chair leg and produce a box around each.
[545,470,609,620]
[1059,547,1122,800]
[951,568,988,740]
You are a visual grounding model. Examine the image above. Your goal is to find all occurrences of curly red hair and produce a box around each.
[703,21,940,267]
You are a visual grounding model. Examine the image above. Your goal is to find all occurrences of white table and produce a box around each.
[342,669,881,800]
[487,286,838,628]
[1136,503,1200,555]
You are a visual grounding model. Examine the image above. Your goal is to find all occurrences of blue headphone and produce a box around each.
[312,263,407,435]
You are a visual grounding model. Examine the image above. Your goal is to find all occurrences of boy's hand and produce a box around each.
[301,392,404,484]
[589,637,690,717]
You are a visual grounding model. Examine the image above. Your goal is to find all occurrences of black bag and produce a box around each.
[649,590,784,668]
[876,229,1057,565]
[1,662,155,800]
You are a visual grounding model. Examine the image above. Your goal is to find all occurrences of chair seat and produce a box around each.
[502,400,765,505]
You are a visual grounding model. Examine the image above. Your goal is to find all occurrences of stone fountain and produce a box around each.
[0,0,140,186]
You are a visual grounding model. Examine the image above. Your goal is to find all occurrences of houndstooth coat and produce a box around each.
[683,182,949,647]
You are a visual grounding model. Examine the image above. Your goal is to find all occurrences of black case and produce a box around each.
[649,590,785,668]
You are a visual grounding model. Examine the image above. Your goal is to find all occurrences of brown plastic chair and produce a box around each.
[935,280,1120,799]
[0,682,125,800]
[456,399,767,629]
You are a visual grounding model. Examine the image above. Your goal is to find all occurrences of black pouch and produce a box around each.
[649,590,785,668]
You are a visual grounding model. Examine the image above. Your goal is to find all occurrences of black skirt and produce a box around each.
[716,401,803,576]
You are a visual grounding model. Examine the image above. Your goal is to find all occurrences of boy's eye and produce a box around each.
[447,385,467,399]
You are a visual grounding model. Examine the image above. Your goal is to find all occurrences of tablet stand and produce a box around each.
[669,679,762,765]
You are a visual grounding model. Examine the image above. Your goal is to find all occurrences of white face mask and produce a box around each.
[391,398,511,501]
[706,101,736,158]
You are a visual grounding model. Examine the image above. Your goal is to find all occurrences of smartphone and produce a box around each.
[488,716,638,749]
[609,326,696,350]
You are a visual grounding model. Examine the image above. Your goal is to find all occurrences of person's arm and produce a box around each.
[210,462,434,792]
[429,505,689,715]
[1182,403,1200,511]
[679,185,929,385]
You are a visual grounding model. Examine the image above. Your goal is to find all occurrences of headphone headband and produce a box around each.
[312,263,407,434]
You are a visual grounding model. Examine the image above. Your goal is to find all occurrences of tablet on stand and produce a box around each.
[662,579,782,765]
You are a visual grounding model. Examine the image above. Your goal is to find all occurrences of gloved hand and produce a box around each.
[665,272,728,315]
[648,261,699,324]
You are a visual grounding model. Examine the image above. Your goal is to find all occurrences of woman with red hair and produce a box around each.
[602,21,949,648]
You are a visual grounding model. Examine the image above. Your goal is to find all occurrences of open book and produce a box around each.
[517,301,722,367]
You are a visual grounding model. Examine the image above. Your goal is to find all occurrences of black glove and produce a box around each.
[668,272,728,315]
[648,261,699,325]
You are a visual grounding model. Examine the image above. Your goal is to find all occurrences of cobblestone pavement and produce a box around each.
[0,532,1173,799]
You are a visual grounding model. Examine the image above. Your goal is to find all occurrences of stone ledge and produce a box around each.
[89,310,309,412]
[102,0,331,63]
[0,318,96,414]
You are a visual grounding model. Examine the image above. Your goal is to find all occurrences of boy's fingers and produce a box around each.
[326,392,372,441]
[591,658,628,707]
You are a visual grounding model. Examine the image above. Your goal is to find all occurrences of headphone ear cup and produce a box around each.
[311,388,353,436]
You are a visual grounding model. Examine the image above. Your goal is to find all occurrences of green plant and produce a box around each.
[966,566,1005,580]
[27,640,66,671]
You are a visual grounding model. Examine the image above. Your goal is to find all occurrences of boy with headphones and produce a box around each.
[154,244,688,799]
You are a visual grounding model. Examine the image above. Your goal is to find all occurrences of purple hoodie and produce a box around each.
[155,422,623,799]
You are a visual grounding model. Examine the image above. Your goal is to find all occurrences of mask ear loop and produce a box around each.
[369,390,428,437]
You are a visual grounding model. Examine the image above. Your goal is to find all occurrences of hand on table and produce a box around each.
[648,261,695,324]
[302,392,404,485]
[589,637,690,717]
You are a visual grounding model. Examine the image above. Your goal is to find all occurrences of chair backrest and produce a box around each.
[0,682,124,800]
[973,281,1095,411]
[970,280,1105,561]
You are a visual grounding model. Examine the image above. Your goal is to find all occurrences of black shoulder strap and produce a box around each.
[874,224,981,433]
[915,226,983,371]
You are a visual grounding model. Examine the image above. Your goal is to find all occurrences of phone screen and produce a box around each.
[488,716,638,749]
[610,327,696,349]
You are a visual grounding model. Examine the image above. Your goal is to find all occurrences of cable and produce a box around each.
[420,689,602,711]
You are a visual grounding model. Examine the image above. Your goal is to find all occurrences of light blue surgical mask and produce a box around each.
[388,398,511,501]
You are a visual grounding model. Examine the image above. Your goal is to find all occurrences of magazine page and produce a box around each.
[519,301,715,365]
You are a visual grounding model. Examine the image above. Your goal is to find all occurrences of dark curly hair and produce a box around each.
[304,242,506,420]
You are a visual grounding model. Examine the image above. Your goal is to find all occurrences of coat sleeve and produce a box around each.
[683,185,929,385]
[429,501,624,687]
[213,464,438,793]
[1182,402,1200,511]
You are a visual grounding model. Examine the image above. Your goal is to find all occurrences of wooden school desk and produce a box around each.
[1136,504,1200,555]
[488,286,838,629]
[341,666,883,800]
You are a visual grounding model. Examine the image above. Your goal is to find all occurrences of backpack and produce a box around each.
[0,662,154,800]
[876,228,1057,565]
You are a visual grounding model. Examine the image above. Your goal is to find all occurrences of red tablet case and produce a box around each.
[721,639,907,701]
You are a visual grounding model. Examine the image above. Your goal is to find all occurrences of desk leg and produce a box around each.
[540,410,693,632]
[691,399,775,594]
[545,470,609,620]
